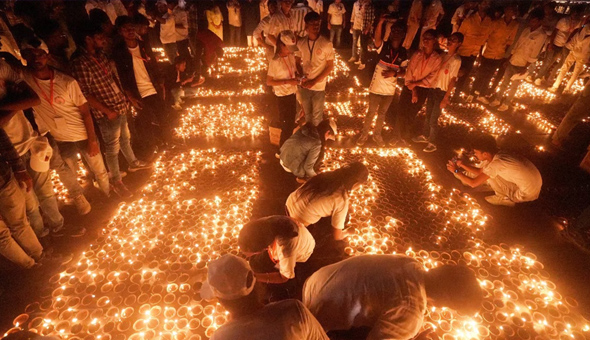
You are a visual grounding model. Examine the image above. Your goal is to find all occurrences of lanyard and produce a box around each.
[307,38,317,63]
[281,56,294,79]
[33,70,55,108]
[89,54,111,77]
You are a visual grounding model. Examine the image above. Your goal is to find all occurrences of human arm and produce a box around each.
[0,128,31,191]
[254,271,290,284]
[410,55,442,89]
[175,9,188,29]
[79,103,100,157]
[331,194,349,240]
[0,81,41,126]
[440,77,456,108]
[266,75,298,86]
[302,59,334,88]
[71,62,119,120]
[446,160,489,188]
[374,15,388,49]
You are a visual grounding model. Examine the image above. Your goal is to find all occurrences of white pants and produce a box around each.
[487,176,539,203]
[552,52,585,92]
[247,35,258,47]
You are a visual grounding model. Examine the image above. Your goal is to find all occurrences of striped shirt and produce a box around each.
[291,5,311,37]
[70,49,130,120]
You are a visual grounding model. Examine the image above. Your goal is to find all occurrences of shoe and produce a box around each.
[73,195,91,215]
[348,57,357,62]
[525,75,533,83]
[476,96,490,104]
[354,60,362,65]
[358,64,366,70]
[412,135,429,144]
[497,104,509,112]
[112,180,133,198]
[389,139,409,147]
[534,78,543,86]
[489,99,501,107]
[171,103,183,111]
[485,195,515,207]
[35,252,73,267]
[69,227,87,238]
[107,171,126,180]
[466,95,474,103]
[423,143,437,152]
[372,135,385,146]
[356,134,368,146]
[128,160,152,172]
[548,87,558,93]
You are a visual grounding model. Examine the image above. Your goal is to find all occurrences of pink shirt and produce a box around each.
[404,50,442,89]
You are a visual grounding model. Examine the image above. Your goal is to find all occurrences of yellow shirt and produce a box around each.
[458,13,493,57]
[483,18,519,60]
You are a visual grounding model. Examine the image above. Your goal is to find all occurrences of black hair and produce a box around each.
[451,32,464,43]
[238,216,298,253]
[74,21,104,47]
[304,11,321,23]
[134,14,150,26]
[528,8,545,21]
[115,15,134,30]
[570,5,584,15]
[296,162,369,203]
[174,55,188,65]
[422,29,437,38]
[268,0,278,7]
[89,8,112,26]
[470,134,499,154]
[33,19,61,41]
[390,20,408,33]
[316,119,335,140]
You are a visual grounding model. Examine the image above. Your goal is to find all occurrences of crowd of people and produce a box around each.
[0,0,588,338]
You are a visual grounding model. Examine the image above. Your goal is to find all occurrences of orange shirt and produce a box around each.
[458,13,493,57]
[483,18,519,60]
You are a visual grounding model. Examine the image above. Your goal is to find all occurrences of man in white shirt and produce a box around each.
[291,0,312,37]
[403,0,444,50]
[200,254,329,340]
[0,57,65,238]
[155,0,177,63]
[303,255,483,339]
[170,0,191,62]
[22,38,108,216]
[451,0,476,32]
[227,0,243,46]
[349,0,375,69]
[489,9,546,112]
[268,0,297,46]
[308,0,323,15]
[549,25,590,94]
[533,6,584,85]
[327,0,346,48]
[447,134,542,206]
[296,12,335,126]
[254,0,279,61]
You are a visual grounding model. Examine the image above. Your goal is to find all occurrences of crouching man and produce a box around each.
[447,134,542,207]
[302,254,483,340]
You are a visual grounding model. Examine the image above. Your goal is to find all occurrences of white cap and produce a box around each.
[278,30,299,53]
[328,119,338,140]
[29,136,53,172]
[200,254,256,300]
[20,36,49,54]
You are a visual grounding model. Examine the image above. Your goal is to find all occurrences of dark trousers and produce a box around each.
[228,25,242,46]
[360,33,371,64]
[135,94,170,151]
[490,58,509,91]
[188,33,203,78]
[176,39,191,60]
[455,55,477,96]
[163,42,177,64]
[391,86,429,140]
[277,94,297,146]
[471,57,503,96]
[423,88,445,143]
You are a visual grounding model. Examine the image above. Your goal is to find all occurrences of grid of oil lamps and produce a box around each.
[23,46,590,340]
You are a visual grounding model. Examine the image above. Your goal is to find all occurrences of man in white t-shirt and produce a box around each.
[155,0,177,63]
[296,11,334,126]
[254,0,279,61]
[200,254,329,340]
[227,0,243,46]
[22,37,110,216]
[303,255,482,340]
[0,57,64,238]
[114,16,171,152]
[549,24,590,94]
[447,134,542,206]
[267,0,296,46]
[327,0,346,48]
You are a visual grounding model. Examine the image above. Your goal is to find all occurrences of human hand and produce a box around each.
[382,69,397,78]
[105,109,119,120]
[411,89,418,103]
[412,328,434,340]
[302,78,317,88]
[446,160,458,173]
[14,170,33,192]
[328,23,332,30]
[456,159,463,167]
[87,139,100,157]
[440,96,449,109]
[129,97,143,110]
[287,79,299,85]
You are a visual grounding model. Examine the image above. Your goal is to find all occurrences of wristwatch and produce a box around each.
[454,169,459,174]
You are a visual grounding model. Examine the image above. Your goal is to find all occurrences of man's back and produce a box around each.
[211,300,328,340]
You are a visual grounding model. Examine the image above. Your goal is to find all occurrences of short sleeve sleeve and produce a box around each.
[450,57,461,78]
[68,78,88,107]
[331,193,349,230]
[325,41,335,61]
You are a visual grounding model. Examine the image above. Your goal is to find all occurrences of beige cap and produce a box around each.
[200,254,256,300]
[29,136,53,172]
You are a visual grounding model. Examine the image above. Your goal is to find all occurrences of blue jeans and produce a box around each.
[298,87,325,126]
[57,140,110,196]
[497,64,526,105]
[21,152,64,235]
[97,114,137,182]
[48,135,84,199]
[362,93,394,137]
[330,25,343,48]
[351,29,361,60]
[423,88,445,143]
[0,174,43,268]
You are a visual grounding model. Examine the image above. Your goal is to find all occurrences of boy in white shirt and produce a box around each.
[549,25,590,94]
[296,11,335,126]
[21,38,110,209]
[413,32,463,153]
[327,0,346,47]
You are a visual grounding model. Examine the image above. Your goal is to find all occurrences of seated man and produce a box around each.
[447,134,542,207]
[165,56,194,110]
[200,254,329,340]
[302,254,483,340]
[279,119,336,181]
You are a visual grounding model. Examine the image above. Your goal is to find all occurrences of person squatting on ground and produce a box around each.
[200,254,329,340]
[303,254,483,340]
[447,134,542,207]
[357,18,408,147]
[286,162,368,240]
[280,119,337,181]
